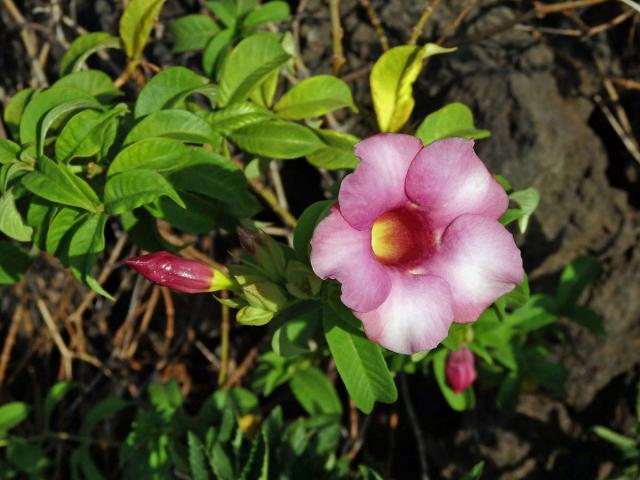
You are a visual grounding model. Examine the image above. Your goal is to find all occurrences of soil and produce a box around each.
[1,1,639,479]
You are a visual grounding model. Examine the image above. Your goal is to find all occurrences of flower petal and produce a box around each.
[422,215,524,323]
[339,133,423,230]
[310,207,391,312]
[356,271,454,354]
[405,138,508,230]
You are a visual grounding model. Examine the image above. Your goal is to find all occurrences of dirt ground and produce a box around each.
[1,1,639,478]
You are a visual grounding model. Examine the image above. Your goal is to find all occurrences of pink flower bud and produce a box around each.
[126,251,233,293]
[445,348,477,393]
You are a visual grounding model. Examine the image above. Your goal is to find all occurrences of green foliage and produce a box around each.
[500,187,540,234]
[170,0,291,78]
[434,256,602,411]
[306,130,360,170]
[323,298,398,413]
[59,32,121,76]
[229,120,322,159]
[274,75,356,120]
[119,0,167,61]
[416,102,490,145]
[593,382,640,479]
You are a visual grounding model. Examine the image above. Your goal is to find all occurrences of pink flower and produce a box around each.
[445,348,477,393]
[126,251,233,293]
[310,134,523,354]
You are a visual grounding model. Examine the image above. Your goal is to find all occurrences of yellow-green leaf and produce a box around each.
[370,43,455,132]
[119,0,167,61]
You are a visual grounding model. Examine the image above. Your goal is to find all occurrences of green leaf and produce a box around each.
[119,0,167,61]
[433,349,475,411]
[243,1,291,27]
[170,14,219,53]
[460,461,485,480]
[38,97,103,156]
[293,199,333,261]
[150,193,219,234]
[26,198,52,251]
[509,187,540,234]
[149,380,182,418]
[19,87,96,145]
[206,0,237,28]
[522,350,567,396]
[497,371,521,410]
[229,120,322,159]
[105,169,185,214]
[188,432,211,480]
[59,32,121,76]
[46,207,83,256]
[290,367,342,416]
[306,129,359,170]
[415,102,490,145]
[166,148,260,217]
[593,426,638,456]
[53,70,122,103]
[274,75,355,120]
[569,305,605,335]
[0,139,21,164]
[271,301,321,356]
[323,299,397,413]
[67,213,110,297]
[218,33,290,106]
[109,137,190,176]
[0,402,29,435]
[555,256,601,312]
[202,28,234,77]
[22,157,100,211]
[249,68,279,108]
[359,465,385,480]
[124,109,217,145]
[80,398,130,437]
[4,88,34,139]
[135,67,211,118]
[499,275,530,309]
[121,208,176,252]
[6,437,50,475]
[44,381,78,429]
[206,102,273,135]
[0,189,33,242]
[370,43,455,132]
[55,104,127,163]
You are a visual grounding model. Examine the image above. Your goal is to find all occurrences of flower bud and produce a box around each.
[445,348,477,394]
[126,251,234,293]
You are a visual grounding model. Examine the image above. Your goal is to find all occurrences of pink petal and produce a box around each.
[339,134,423,230]
[356,270,454,354]
[405,138,508,230]
[421,215,524,323]
[310,207,391,312]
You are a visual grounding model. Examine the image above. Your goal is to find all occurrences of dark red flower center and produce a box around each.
[370,206,435,268]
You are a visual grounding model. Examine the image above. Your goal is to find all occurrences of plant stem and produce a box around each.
[250,179,298,228]
[400,374,430,480]
[408,0,440,46]
[328,0,346,75]
[217,290,230,386]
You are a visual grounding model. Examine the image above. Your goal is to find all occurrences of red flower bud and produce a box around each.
[126,251,233,293]
[445,348,477,394]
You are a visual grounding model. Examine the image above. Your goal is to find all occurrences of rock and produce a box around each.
[421,0,640,410]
